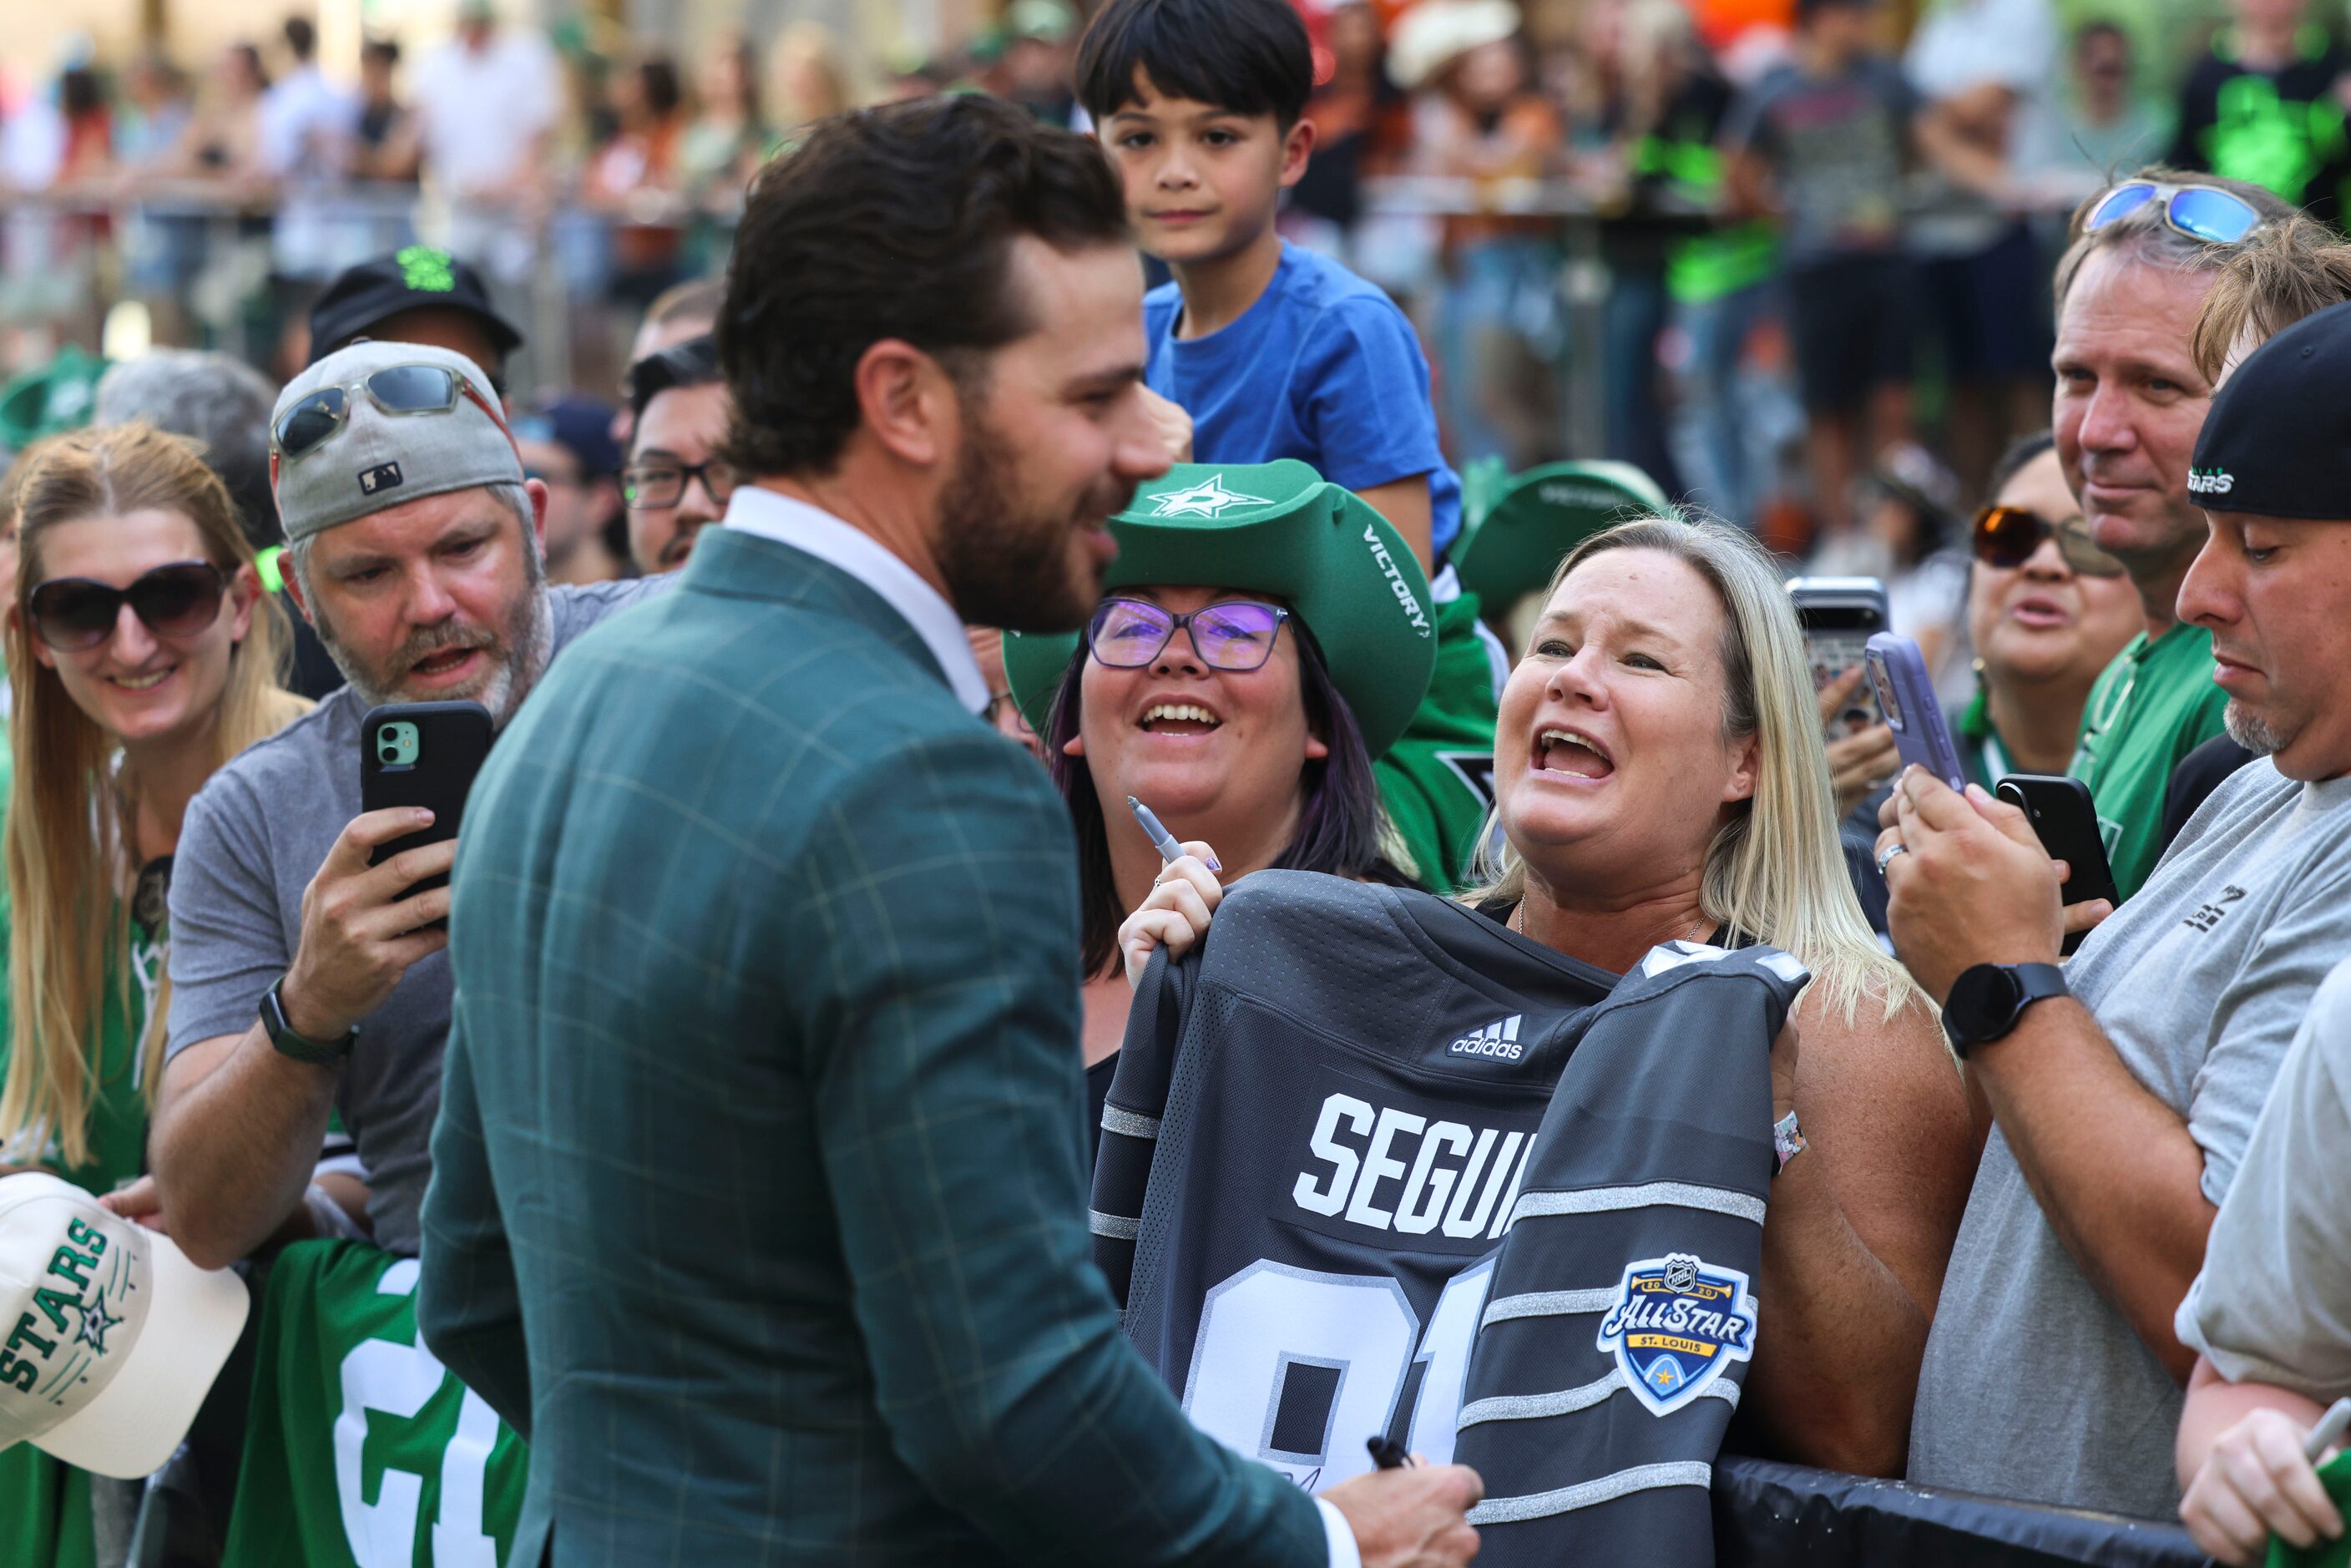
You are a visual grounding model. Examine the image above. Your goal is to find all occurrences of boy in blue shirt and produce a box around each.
[1076,0,1499,888]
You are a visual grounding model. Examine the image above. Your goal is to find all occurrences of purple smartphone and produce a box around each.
[1864,632,1967,792]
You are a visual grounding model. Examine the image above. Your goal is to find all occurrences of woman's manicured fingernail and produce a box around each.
[1206,854,1222,872]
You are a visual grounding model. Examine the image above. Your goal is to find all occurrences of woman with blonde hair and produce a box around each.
[0,421,306,1549]
[1125,513,1977,1474]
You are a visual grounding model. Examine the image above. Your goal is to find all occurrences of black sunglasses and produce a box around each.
[620,458,740,510]
[27,559,229,650]
[1085,596,1291,671]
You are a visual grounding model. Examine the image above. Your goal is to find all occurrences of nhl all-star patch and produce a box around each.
[1596,1252,1757,1416]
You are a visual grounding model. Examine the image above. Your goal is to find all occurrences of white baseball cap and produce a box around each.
[0,1174,249,1479]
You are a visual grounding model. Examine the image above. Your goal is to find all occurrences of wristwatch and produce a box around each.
[1942,963,2069,1057]
[260,976,358,1065]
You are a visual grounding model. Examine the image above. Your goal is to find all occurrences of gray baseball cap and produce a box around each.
[269,341,523,544]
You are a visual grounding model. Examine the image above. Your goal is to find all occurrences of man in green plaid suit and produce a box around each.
[417,96,1481,1566]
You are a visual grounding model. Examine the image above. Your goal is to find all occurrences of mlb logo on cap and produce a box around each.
[0,1174,248,1479]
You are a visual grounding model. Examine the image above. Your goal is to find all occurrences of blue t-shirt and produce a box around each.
[1144,241,1464,555]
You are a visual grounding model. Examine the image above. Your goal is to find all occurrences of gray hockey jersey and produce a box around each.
[1090,871,1802,1563]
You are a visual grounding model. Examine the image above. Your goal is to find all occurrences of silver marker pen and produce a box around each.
[1127,796,1184,865]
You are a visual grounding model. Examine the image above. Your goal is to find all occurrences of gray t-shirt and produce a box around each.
[2177,952,2351,1404]
[166,578,665,1257]
[1909,761,2351,1520]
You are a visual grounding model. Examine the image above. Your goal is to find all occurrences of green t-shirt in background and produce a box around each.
[2070,621,2233,900]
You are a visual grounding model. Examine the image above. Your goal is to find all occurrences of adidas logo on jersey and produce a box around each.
[1447,1015,1524,1061]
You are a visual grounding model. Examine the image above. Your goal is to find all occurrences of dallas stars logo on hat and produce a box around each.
[1150,473,1272,518]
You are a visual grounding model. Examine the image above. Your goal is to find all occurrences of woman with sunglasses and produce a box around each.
[0,423,306,1550]
[1960,432,2144,791]
[1001,463,1428,1115]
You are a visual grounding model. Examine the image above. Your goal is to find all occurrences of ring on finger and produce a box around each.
[1876,842,1909,876]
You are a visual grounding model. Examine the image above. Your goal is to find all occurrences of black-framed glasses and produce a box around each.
[2084,180,2264,246]
[620,458,740,510]
[1972,505,2128,578]
[273,363,506,462]
[1085,596,1291,671]
[27,559,228,650]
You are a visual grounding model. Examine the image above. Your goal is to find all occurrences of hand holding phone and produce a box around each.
[1996,773,2119,953]
[1789,578,1889,739]
[1864,633,1967,792]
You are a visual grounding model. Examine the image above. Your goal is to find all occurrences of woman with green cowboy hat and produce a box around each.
[1003,459,1438,1112]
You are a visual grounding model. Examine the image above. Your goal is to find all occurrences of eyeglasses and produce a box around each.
[1972,505,2128,578]
[620,458,739,510]
[272,364,507,461]
[2084,180,2264,246]
[1085,596,1291,671]
[26,559,228,650]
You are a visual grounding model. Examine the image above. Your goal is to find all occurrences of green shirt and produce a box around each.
[2068,621,2233,900]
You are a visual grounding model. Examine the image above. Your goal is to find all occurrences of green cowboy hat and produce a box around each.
[1002,460,1438,758]
[1450,460,1669,611]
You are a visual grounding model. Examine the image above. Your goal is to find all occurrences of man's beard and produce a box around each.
[313,586,554,728]
[2223,697,2287,757]
[934,397,1135,635]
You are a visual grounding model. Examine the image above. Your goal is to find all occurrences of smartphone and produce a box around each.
[1996,773,2118,954]
[359,701,493,927]
[1788,578,1889,739]
[1864,632,1967,792]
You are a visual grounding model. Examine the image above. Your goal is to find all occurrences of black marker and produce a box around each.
[1366,1435,1415,1471]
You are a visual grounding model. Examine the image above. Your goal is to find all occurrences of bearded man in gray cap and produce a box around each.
[128,340,662,1551]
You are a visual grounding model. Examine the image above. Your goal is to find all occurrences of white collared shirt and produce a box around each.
[723,487,992,717]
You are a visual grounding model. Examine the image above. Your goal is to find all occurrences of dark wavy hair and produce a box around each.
[716,94,1130,478]
[1043,620,1415,977]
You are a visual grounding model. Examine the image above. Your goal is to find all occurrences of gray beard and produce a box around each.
[317,587,554,730]
[2223,698,2284,757]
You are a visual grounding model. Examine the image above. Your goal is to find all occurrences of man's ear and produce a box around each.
[852,339,959,469]
[282,554,312,625]
[1277,116,1317,191]
[523,477,550,547]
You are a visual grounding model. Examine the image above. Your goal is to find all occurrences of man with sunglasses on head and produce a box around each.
[619,333,731,574]
[2047,168,2295,902]
[142,341,669,1554]
[1878,289,2351,1523]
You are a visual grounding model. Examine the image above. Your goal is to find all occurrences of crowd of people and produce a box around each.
[3,0,2351,1564]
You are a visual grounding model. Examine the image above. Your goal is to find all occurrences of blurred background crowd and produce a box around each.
[0,0,2338,598]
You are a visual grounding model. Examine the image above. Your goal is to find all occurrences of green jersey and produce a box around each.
[222,1239,528,1565]
[2069,622,2233,901]
[1378,592,1501,892]
[0,744,159,1568]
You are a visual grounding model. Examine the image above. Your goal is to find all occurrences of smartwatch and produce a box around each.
[260,976,358,1065]
[1942,963,2068,1057]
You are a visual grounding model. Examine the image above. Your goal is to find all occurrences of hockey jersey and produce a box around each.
[1090,872,1802,1562]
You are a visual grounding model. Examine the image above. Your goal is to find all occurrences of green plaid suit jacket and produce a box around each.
[417,527,1326,1566]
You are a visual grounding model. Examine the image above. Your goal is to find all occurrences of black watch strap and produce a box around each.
[261,976,357,1065]
[1946,961,2069,1055]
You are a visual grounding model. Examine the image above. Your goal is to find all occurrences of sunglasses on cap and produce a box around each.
[1086,596,1292,672]
[2084,180,2264,245]
[26,559,229,651]
[1972,505,2128,578]
[271,363,508,462]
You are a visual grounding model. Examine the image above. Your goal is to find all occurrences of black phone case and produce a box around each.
[1997,774,2118,954]
[359,701,494,920]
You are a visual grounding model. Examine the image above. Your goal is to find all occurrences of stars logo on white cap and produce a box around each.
[1149,474,1273,519]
